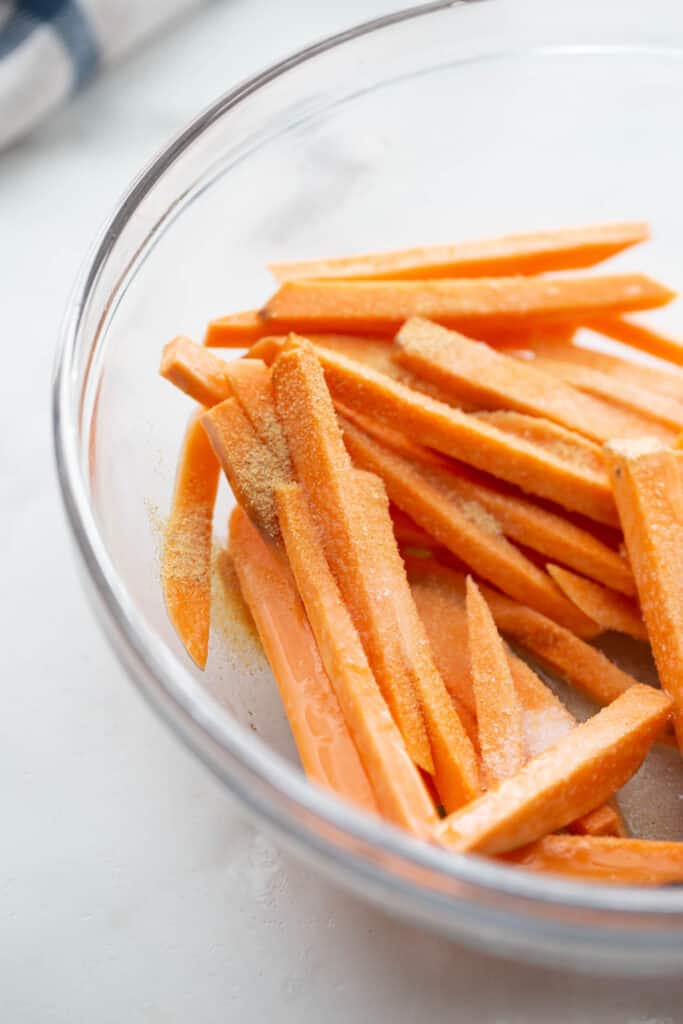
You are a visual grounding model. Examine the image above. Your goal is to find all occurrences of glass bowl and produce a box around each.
[54,0,683,973]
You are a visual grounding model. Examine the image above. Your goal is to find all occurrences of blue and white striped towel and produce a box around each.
[0,0,208,149]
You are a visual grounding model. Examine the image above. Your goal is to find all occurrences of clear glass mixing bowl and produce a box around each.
[54,0,683,973]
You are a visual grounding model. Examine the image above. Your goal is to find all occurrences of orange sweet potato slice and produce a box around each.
[305,344,619,525]
[436,684,671,854]
[514,334,683,403]
[526,356,683,434]
[606,439,683,748]
[201,397,291,540]
[262,275,674,337]
[466,577,525,786]
[502,835,683,884]
[405,555,641,707]
[587,316,683,367]
[411,571,624,836]
[275,482,436,832]
[161,337,234,406]
[340,415,599,636]
[272,341,480,808]
[342,407,634,595]
[473,409,609,481]
[546,564,647,641]
[271,343,430,772]
[204,310,270,348]
[162,411,220,668]
[268,222,649,282]
[394,318,675,444]
[229,506,378,813]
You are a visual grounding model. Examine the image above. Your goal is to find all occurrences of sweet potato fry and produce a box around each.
[268,222,649,282]
[204,310,270,348]
[405,555,641,706]
[162,411,220,668]
[466,578,525,786]
[345,478,484,811]
[394,318,675,444]
[606,439,683,748]
[229,506,378,813]
[340,415,599,635]
[502,835,683,884]
[270,343,430,771]
[474,410,609,480]
[508,666,626,836]
[546,564,647,641]
[412,572,625,835]
[161,337,234,407]
[587,316,683,367]
[218,358,292,466]
[275,482,436,832]
[262,275,674,337]
[412,570,559,729]
[436,684,671,854]
[201,397,291,539]
[343,407,634,595]
[514,335,683,403]
[252,331,473,408]
[481,588,642,706]
[306,344,619,525]
[526,356,683,433]
[272,340,480,808]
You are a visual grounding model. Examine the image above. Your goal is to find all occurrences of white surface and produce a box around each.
[1,2,682,1020]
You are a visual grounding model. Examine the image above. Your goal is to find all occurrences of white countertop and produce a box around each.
[2,2,682,1020]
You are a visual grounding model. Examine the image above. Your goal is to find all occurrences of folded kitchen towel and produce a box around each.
[0,0,209,149]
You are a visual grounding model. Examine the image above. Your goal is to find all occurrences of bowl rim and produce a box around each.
[52,0,683,929]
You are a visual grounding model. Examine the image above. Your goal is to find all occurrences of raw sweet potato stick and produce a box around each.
[161,337,292,443]
[436,684,671,854]
[268,222,650,282]
[546,564,647,641]
[303,343,619,525]
[262,274,674,337]
[250,327,579,365]
[162,337,283,414]
[201,396,291,540]
[229,506,378,813]
[465,577,525,786]
[511,335,683,403]
[271,345,430,771]
[394,318,675,444]
[587,316,683,367]
[525,356,683,433]
[161,337,235,406]
[341,407,634,595]
[162,411,220,668]
[272,340,480,808]
[275,482,437,833]
[473,410,609,481]
[204,310,270,348]
[411,569,624,836]
[339,414,599,635]
[605,439,683,748]
[483,588,647,706]
[502,835,683,884]
[405,555,640,706]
